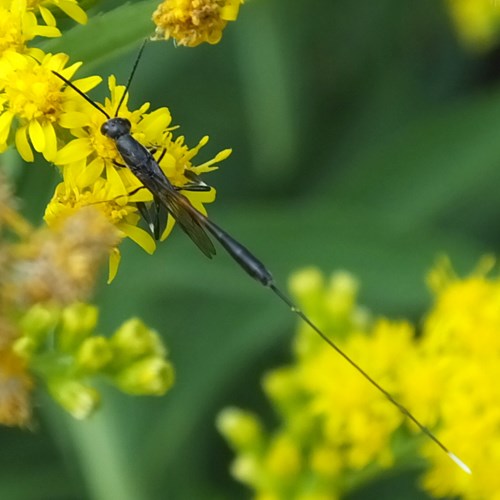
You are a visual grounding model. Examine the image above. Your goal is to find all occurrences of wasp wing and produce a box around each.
[155,187,216,259]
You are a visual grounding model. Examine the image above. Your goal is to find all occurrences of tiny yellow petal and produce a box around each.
[221,0,243,21]
[33,25,61,38]
[39,5,56,26]
[105,164,129,198]
[15,126,34,162]
[76,158,105,188]
[118,223,156,254]
[58,0,88,25]
[108,248,121,283]
[139,108,172,137]
[55,138,92,165]
[0,111,14,144]
[160,216,176,241]
[42,122,57,161]
[59,111,91,129]
[72,76,102,94]
[28,119,45,153]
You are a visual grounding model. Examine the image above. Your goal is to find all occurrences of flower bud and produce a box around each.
[48,378,100,420]
[76,336,113,373]
[112,357,174,395]
[216,407,262,450]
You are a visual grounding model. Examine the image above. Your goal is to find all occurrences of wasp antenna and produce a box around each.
[268,282,472,475]
[115,38,149,117]
[52,71,110,119]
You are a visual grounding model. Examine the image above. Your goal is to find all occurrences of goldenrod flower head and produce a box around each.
[48,75,230,276]
[152,0,244,47]
[309,445,341,478]
[216,407,263,449]
[265,434,302,479]
[289,268,370,359]
[299,320,407,469]
[418,259,500,500]
[446,0,500,51]
[13,207,120,304]
[25,0,88,25]
[0,50,100,161]
[44,169,153,281]
[0,0,61,56]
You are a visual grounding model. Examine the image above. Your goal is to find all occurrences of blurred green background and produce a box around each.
[3,0,499,498]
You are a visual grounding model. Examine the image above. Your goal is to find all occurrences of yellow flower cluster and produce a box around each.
[447,0,500,51]
[152,0,244,47]
[0,0,231,280]
[0,175,174,424]
[419,256,500,500]
[219,261,496,499]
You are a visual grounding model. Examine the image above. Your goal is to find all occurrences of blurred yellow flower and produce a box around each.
[0,346,33,426]
[219,262,496,499]
[447,0,500,51]
[420,257,500,500]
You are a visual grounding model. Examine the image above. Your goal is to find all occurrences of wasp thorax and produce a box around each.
[101,118,132,139]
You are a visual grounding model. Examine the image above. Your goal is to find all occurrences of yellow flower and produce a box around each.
[420,259,500,500]
[299,320,406,469]
[219,266,481,498]
[446,0,500,51]
[56,75,159,172]
[50,74,230,274]
[44,164,156,280]
[152,0,244,47]
[0,0,61,56]
[0,50,100,161]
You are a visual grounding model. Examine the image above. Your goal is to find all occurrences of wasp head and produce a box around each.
[101,117,132,139]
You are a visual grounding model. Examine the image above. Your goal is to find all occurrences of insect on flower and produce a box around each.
[52,41,471,475]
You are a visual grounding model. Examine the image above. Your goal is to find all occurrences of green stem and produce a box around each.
[42,395,146,500]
